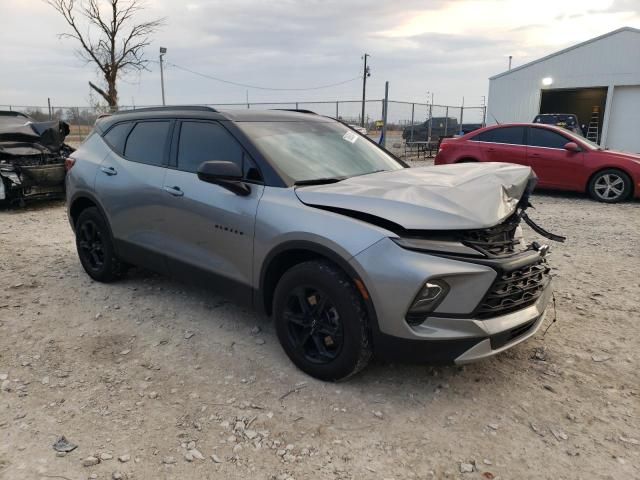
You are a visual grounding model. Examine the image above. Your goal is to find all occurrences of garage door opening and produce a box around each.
[539,87,608,142]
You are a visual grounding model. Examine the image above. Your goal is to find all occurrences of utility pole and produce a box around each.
[426,91,434,141]
[381,81,389,148]
[159,47,167,106]
[361,54,370,127]
[481,95,487,126]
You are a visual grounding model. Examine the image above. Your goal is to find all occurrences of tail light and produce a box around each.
[64,156,76,172]
[438,141,453,154]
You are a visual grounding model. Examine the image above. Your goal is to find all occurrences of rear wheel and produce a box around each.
[75,207,124,282]
[588,169,632,203]
[273,261,372,381]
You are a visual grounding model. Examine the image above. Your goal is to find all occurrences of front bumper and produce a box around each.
[350,237,552,364]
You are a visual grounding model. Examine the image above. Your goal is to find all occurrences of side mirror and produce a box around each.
[564,142,581,153]
[197,161,250,196]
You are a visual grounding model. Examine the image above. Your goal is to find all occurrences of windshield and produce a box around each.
[562,129,600,150]
[237,120,404,185]
[535,114,578,126]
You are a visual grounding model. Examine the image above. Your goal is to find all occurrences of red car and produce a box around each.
[435,123,640,203]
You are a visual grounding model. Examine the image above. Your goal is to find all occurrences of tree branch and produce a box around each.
[45,0,163,107]
[88,81,110,104]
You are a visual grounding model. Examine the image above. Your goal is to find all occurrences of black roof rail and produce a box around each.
[270,109,317,115]
[113,105,218,115]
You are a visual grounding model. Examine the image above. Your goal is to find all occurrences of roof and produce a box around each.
[97,106,330,132]
[490,27,640,80]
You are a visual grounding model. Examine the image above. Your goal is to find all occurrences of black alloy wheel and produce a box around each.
[273,260,372,381]
[75,207,124,282]
[282,286,344,364]
[77,219,105,272]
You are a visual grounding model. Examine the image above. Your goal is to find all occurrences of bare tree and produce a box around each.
[46,0,163,109]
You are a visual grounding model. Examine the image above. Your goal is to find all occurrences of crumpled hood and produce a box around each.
[295,162,536,230]
[0,120,71,155]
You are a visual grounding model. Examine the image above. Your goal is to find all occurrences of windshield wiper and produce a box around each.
[294,177,346,186]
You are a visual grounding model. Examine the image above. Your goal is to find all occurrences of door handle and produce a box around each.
[530,153,541,158]
[100,166,117,176]
[163,185,184,197]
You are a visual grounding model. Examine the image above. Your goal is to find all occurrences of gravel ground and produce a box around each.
[1,177,639,480]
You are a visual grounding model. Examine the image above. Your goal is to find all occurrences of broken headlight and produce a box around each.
[392,237,482,256]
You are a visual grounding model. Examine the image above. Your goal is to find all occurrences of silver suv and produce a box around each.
[66,106,555,381]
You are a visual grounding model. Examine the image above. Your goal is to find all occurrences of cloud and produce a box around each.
[0,0,639,110]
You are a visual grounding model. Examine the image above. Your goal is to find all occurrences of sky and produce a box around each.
[1,0,640,119]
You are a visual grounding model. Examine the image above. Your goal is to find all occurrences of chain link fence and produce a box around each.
[0,100,486,159]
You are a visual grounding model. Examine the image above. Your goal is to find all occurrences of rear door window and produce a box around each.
[103,122,132,155]
[124,121,171,166]
[473,127,525,145]
[177,121,244,174]
[528,127,570,149]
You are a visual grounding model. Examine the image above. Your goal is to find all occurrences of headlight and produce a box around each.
[391,237,482,256]
[406,279,450,325]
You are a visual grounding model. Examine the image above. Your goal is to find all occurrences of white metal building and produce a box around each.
[487,27,640,153]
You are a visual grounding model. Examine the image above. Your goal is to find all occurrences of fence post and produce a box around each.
[76,107,81,142]
[335,101,339,119]
[381,82,389,148]
[444,106,449,136]
[427,103,432,141]
[295,102,299,110]
[410,103,415,142]
[459,97,464,135]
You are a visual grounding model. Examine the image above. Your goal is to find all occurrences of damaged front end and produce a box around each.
[297,163,566,353]
[394,175,565,322]
[0,111,74,206]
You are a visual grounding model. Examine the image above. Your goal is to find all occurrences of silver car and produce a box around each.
[66,106,556,381]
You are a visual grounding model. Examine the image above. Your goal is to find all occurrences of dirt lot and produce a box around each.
[1,180,639,480]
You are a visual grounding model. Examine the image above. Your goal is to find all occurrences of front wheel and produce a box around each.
[588,169,632,203]
[273,261,372,381]
[75,207,124,282]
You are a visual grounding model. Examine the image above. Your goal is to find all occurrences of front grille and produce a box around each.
[476,258,550,319]
[462,215,521,257]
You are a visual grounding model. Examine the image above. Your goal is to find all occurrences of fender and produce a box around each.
[256,239,380,331]
[68,190,120,256]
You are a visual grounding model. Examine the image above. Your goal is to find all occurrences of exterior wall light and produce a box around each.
[542,77,553,86]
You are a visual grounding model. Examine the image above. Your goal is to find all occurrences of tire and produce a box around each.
[588,169,632,203]
[273,260,372,381]
[75,207,124,282]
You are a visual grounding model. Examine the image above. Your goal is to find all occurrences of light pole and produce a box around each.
[361,54,370,127]
[159,47,167,106]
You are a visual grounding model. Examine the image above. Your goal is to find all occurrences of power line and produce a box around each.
[163,61,362,91]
